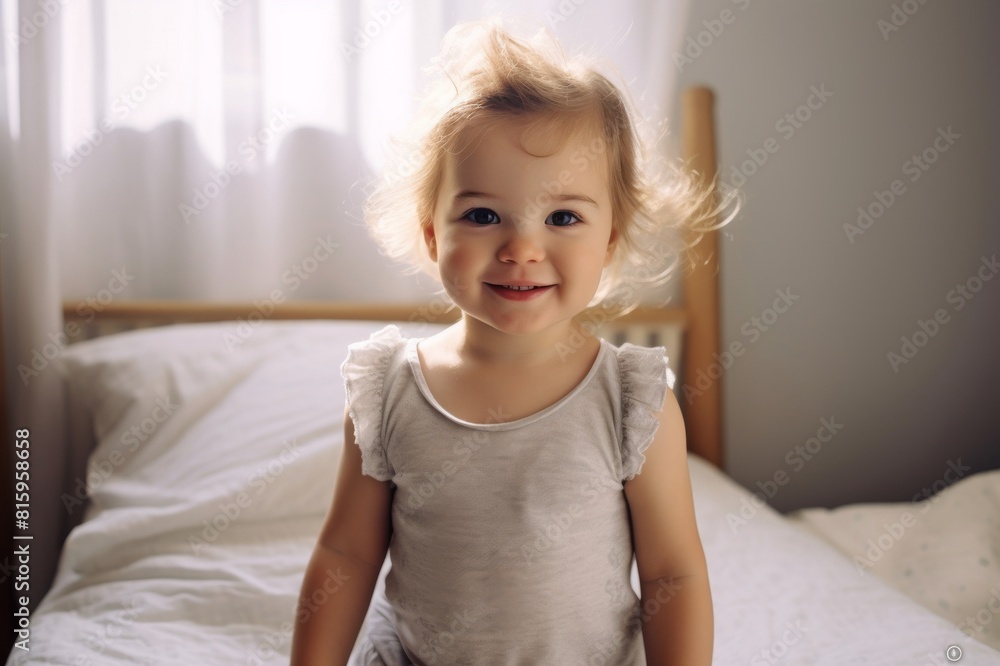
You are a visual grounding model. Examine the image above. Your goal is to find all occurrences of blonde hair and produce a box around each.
[364,17,738,318]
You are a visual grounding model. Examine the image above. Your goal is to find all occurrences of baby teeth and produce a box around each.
[503,285,538,291]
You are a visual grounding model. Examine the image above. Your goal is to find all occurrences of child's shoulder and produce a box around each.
[611,340,674,386]
[612,340,675,422]
[341,324,411,378]
[349,323,407,348]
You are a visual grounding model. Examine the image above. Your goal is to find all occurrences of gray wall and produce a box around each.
[672,0,1000,511]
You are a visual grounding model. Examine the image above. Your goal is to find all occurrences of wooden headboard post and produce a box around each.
[680,86,724,469]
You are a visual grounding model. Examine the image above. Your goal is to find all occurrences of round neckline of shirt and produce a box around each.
[405,335,609,430]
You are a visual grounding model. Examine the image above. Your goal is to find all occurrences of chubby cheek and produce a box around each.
[437,242,483,297]
[575,265,605,298]
[562,263,607,305]
[570,244,609,286]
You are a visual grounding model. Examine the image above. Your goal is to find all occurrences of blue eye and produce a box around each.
[462,208,499,225]
[548,211,582,227]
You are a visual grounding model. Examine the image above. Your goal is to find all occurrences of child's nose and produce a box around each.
[497,224,545,264]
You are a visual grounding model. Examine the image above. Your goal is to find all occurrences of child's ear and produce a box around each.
[604,225,619,267]
[423,220,438,263]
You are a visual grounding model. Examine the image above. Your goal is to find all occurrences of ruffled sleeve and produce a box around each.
[617,343,675,482]
[339,324,405,482]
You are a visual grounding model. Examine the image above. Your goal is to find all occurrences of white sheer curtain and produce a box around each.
[1,0,689,603]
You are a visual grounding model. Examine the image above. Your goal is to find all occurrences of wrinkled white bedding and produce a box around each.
[9,321,1000,665]
[789,467,1000,653]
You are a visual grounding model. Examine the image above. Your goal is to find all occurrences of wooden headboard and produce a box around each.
[58,86,725,468]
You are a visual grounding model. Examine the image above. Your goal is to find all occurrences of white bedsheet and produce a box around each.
[789,468,1000,653]
[691,454,999,665]
[10,321,1000,665]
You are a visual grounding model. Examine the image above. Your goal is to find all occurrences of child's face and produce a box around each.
[424,114,617,338]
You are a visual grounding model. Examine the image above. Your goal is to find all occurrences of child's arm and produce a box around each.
[290,401,394,666]
[624,388,713,666]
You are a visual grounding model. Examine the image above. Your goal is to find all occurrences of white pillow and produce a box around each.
[54,320,448,523]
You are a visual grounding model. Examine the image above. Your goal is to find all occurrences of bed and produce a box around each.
[7,87,1000,665]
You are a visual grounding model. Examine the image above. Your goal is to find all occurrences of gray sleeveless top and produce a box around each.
[341,325,672,665]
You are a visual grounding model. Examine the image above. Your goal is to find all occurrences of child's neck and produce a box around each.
[452,315,598,368]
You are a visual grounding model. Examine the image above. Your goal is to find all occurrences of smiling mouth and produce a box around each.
[486,284,551,291]
[484,283,555,299]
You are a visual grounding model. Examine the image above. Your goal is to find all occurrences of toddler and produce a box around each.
[291,16,731,666]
